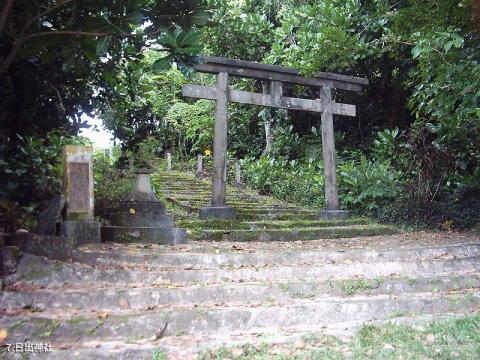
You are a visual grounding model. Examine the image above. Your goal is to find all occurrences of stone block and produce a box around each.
[63,145,94,220]
[101,226,186,245]
[0,245,20,275]
[115,200,166,214]
[199,206,237,220]
[109,212,174,228]
[35,195,65,235]
[59,220,101,246]
[5,231,73,260]
[319,210,350,220]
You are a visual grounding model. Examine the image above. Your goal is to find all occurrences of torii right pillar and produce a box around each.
[319,85,350,220]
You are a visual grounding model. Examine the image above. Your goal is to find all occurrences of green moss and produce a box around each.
[52,261,64,272]
[66,316,90,326]
[178,219,250,230]
[9,319,25,332]
[190,224,397,242]
[338,278,382,295]
[30,318,61,339]
[20,268,52,280]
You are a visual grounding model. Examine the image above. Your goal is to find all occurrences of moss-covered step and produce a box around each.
[234,212,320,221]
[189,224,398,241]
[176,218,372,231]
[163,197,295,207]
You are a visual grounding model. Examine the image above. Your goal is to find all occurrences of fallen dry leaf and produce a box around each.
[97,312,109,319]
[119,298,130,309]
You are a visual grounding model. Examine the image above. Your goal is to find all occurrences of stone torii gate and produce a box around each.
[182,56,368,220]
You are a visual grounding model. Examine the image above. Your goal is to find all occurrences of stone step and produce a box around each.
[170,200,300,209]
[3,291,480,345]
[166,198,306,210]
[190,224,398,241]
[7,314,474,360]
[3,273,479,312]
[163,193,293,202]
[8,253,480,288]
[71,243,480,270]
[235,212,321,221]
[175,218,371,231]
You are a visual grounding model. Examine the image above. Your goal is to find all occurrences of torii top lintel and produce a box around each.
[195,56,369,92]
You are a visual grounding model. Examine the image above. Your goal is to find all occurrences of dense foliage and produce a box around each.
[1,0,479,230]
[204,0,480,228]
[0,0,208,228]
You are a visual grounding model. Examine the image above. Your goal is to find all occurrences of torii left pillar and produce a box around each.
[199,72,237,219]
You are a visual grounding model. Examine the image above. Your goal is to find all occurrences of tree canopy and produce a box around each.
[1,0,479,229]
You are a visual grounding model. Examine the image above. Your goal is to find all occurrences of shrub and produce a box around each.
[0,130,89,231]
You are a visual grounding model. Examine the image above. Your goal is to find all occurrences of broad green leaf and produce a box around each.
[191,10,210,25]
[96,36,112,56]
[152,55,174,71]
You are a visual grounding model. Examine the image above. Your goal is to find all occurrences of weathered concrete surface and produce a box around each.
[0,246,20,275]
[35,195,66,235]
[59,220,101,246]
[109,212,173,228]
[101,226,186,245]
[1,233,479,358]
[5,244,480,288]
[71,242,480,269]
[2,292,480,344]
[2,273,479,311]
[4,231,74,260]
[199,206,237,220]
[320,210,350,220]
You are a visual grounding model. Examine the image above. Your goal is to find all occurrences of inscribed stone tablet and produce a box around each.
[68,162,90,212]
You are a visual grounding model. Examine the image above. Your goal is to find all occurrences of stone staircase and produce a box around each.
[151,171,397,241]
[1,169,479,358]
[1,233,480,359]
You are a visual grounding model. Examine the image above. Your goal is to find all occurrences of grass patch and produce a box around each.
[153,349,168,360]
[9,319,25,332]
[199,315,480,359]
[338,278,382,295]
[20,268,52,281]
[30,318,61,339]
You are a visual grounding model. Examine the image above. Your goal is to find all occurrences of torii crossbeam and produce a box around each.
[182,56,368,220]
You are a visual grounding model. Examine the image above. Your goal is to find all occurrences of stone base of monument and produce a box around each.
[101,169,187,245]
[109,212,174,228]
[101,226,186,244]
[199,206,237,220]
[59,220,101,246]
[319,210,350,220]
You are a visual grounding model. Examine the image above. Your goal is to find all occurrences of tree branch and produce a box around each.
[0,0,15,35]
[23,0,74,32]
[0,0,170,77]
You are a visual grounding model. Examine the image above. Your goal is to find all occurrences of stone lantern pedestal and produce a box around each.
[101,169,186,244]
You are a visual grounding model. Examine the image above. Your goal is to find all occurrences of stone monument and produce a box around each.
[59,145,101,245]
[101,169,186,244]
